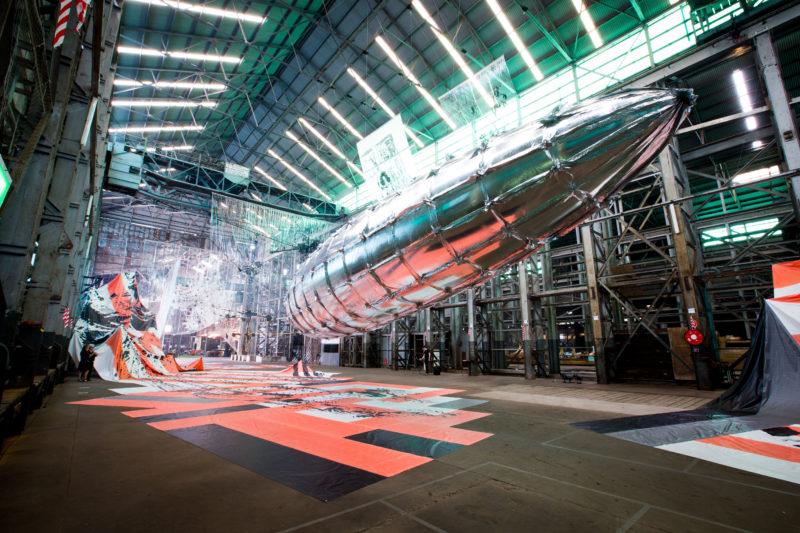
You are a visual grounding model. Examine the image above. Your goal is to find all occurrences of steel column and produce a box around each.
[580,224,610,384]
[467,288,478,376]
[754,32,800,217]
[518,260,535,380]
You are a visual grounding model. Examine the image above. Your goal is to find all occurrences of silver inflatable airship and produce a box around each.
[288,88,693,337]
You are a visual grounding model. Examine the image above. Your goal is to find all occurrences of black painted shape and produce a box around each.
[346,429,463,459]
[137,404,265,423]
[167,424,385,501]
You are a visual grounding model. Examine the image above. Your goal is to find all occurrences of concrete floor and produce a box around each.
[1,367,798,533]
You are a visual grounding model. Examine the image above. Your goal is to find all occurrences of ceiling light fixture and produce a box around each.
[111,99,217,108]
[375,35,457,130]
[318,96,363,140]
[485,0,544,81]
[109,125,204,133]
[297,117,364,176]
[113,79,227,90]
[302,202,314,211]
[253,165,287,191]
[297,117,346,159]
[286,130,353,188]
[345,67,425,148]
[571,0,603,49]
[117,46,241,64]
[145,144,193,152]
[732,69,757,131]
[126,0,266,24]
[411,0,495,108]
[267,149,332,201]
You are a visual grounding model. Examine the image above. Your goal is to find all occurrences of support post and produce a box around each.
[580,224,610,384]
[467,288,478,376]
[391,320,398,371]
[754,32,800,217]
[518,260,535,380]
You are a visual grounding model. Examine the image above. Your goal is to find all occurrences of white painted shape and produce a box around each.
[658,440,800,485]
[298,408,372,423]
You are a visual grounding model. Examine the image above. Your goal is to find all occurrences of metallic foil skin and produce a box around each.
[288,88,694,337]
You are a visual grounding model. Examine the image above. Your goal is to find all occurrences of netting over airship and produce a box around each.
[287,88,694,338]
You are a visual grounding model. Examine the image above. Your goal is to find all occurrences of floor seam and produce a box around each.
[616,504,651,533]
[484,462,752,532]
[541,441,800,496]
[381,500,449,532]
[276,462,493,533]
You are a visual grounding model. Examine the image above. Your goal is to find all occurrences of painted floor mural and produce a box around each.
[72,360,493,501]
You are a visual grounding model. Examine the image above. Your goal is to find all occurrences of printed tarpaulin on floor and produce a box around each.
[69,273,201,380]
[574,258,800,485]
[70,360,493,501]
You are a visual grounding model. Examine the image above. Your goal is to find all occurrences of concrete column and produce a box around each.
[580,224,610,384]
[467,287,478,376]
[518,260,535,380]
[754,32,800,216]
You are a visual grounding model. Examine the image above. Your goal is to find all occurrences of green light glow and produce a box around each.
[0,155,12,209]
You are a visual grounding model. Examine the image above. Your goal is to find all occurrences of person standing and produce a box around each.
[78,344,95,382]
[419,347,433,375]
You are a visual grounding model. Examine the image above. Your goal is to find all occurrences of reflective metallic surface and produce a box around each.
[288,89,694,337]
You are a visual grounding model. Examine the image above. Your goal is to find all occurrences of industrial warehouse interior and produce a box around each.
[1,0,799,531]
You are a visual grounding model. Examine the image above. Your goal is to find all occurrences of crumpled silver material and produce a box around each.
[288,88,694,337]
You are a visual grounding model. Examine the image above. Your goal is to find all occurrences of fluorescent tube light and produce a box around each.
[297,117,346,160]
[145,145,192,152]
[286,130,352,188]
[80,97,99,148]
[117,46,241,64]
[111,99,217,108]
[346,160,364,177]
[113,79,226,90]
[346,67,424,148]
[302,202,314,211]
[732,69,756,131]
[267,149,331,201]
[375,35,457,130]
[485,0,544,81]
[126,0,265,24]
[411,0,495,108]
[318,96,363,140]
[571,0,603,49]
[253,165,287,191]
[733,165,780,185]
[108,125,204,133]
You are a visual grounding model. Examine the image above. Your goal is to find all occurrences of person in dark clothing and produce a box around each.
[419,347,433,375]
[79,344,96,382]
